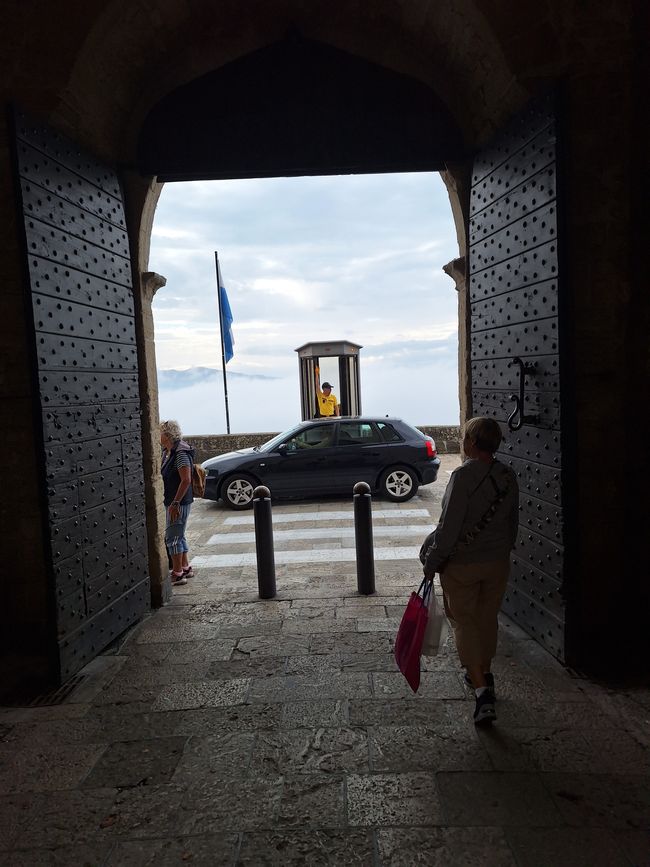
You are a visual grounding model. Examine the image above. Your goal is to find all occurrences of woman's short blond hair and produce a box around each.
[160,419,182,442]
[464,416,503,454]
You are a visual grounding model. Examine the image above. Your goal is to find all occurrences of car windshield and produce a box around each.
[259,424,304,453]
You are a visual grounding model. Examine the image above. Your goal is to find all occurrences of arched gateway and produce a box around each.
[1,3,647,691]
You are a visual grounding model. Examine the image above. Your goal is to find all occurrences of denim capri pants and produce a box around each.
[165,503,192,555]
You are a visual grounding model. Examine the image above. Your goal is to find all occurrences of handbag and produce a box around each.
[394,577,432,693]
[421,589,449,656]
[418,530,437,566]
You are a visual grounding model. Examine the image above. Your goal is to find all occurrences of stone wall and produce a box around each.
[186,426,461,463]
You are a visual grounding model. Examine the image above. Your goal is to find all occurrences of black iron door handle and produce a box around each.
[507,356,539,431]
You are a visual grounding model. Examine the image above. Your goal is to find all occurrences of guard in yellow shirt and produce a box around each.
[315,366,340,417]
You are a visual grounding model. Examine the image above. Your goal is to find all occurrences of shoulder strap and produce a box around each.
[470,462,495,495]
[488,474,502,496]
[446,473,511,560]
[421,464,509,570]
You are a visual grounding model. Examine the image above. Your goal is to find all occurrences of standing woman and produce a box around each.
[160,419,194,586]
[422,417,519,726]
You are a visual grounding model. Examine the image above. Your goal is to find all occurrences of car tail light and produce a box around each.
[425,438,437,458]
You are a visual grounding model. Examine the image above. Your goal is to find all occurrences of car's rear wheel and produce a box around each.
[221,473,257,510]
[380,466,418,502]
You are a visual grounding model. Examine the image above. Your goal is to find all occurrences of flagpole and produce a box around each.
[214,251,231,434]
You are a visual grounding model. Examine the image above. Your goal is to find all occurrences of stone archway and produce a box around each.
[2,10,560,680]
[3,1,524,622]
[2,2,647,683]
[127,31,478,610]
[132,34,570,662]
[58,0,524,161]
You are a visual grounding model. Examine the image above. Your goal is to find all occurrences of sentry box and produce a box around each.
[295,340,363,421]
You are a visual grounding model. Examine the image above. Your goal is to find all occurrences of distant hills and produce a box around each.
[157,366,278,390]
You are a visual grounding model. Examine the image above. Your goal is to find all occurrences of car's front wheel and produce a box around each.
[380,466,418,502]
[221,473,258,510]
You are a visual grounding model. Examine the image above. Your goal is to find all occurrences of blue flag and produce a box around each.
[219,282,234,363]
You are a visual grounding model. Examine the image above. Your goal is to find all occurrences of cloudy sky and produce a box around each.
[150,172,460,435]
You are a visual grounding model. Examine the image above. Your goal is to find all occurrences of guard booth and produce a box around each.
[295,341,362,420]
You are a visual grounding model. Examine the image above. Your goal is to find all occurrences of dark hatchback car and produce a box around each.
[202,417,441,509]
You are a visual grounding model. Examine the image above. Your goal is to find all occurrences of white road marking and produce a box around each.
[192,546,422,567]
[223,508,430,525]
[207,525,435,545]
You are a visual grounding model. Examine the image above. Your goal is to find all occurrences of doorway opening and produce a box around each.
[149,172,460,438]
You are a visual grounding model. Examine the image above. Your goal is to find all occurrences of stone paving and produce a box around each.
[1,455,649,865]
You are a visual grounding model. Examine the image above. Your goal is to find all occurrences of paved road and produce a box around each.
[1,452,648,865]
[187,452,458,579]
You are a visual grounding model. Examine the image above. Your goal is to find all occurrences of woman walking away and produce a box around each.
[422,417,519,726]
[160,419,195,587]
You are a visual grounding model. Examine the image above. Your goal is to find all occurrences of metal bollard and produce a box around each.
[353,481,376,595]
[253,485,276,599]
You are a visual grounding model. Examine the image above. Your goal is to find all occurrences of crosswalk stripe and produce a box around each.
[223,508,430,525]
[192,546,422,567]
[207,525,435,545]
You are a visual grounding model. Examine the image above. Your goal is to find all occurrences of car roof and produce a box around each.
[300,416,403,426]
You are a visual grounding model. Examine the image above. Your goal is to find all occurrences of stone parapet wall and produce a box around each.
[416,426,462,454]
[186,426,461,463]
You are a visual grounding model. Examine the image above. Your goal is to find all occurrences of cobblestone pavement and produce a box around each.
[1,456,649,865]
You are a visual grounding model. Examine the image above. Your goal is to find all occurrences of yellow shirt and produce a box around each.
[317,391,338,416]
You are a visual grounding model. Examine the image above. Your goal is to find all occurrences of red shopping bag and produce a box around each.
[394,578,433,693]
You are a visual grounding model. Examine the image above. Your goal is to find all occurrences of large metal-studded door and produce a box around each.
[468,95,567,661]
[12,112,150,682]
